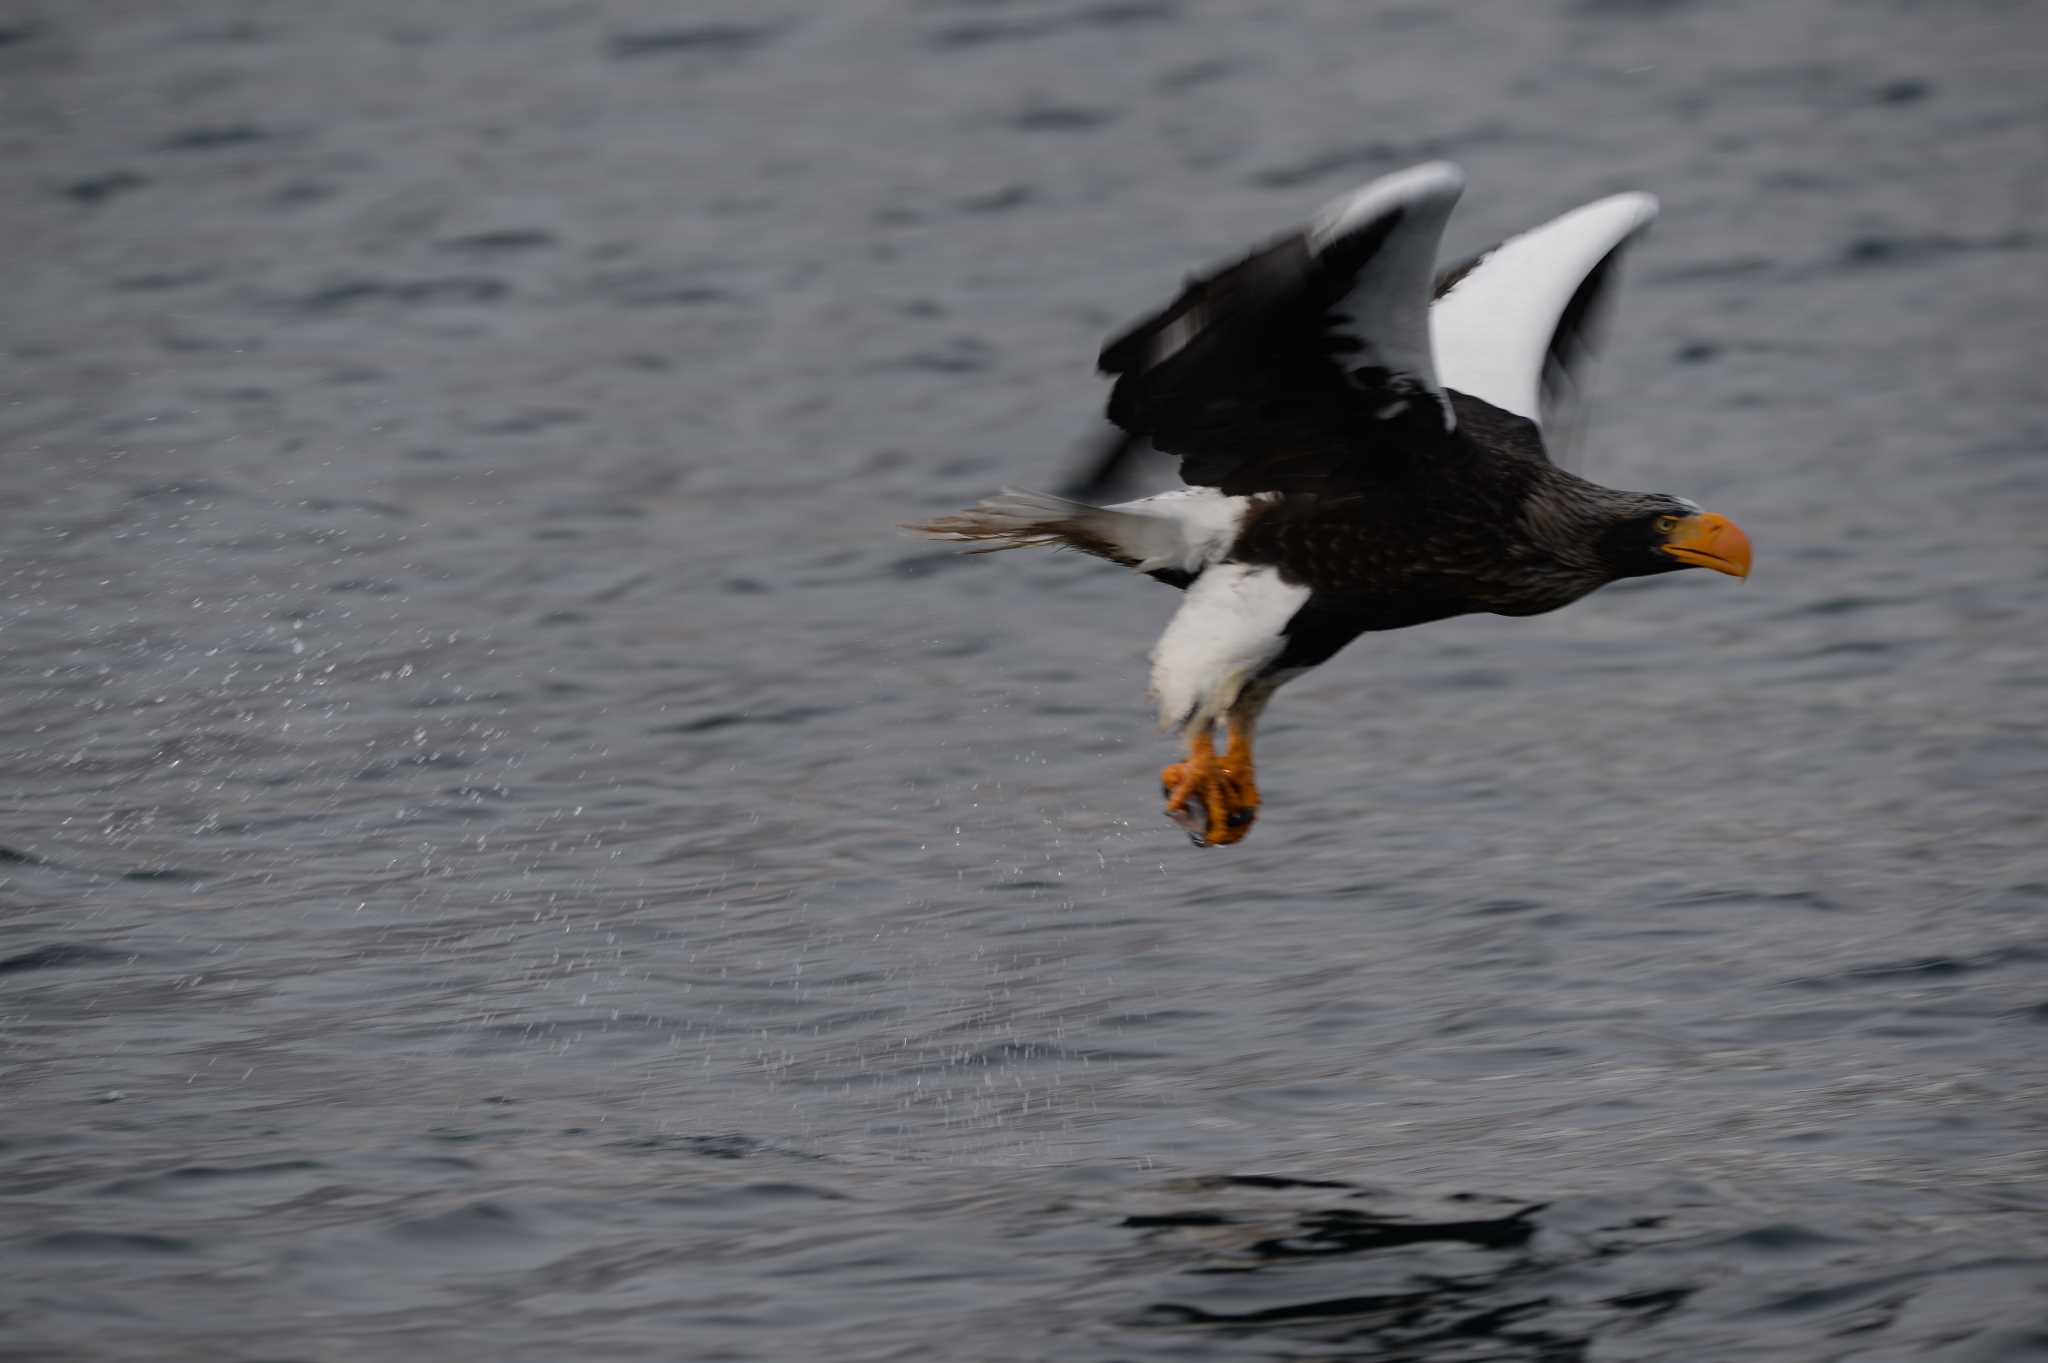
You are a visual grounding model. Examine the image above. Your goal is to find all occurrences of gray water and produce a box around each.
[4,1,2047,1359]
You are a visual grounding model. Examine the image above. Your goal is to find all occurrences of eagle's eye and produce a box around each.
[1653,514,1680,535]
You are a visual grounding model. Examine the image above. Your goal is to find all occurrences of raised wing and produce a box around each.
[1097,162,1466,497]
[1429,191,1659,434]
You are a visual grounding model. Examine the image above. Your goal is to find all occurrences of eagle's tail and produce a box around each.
[908,490,1108,556]
[906,488,1243,586]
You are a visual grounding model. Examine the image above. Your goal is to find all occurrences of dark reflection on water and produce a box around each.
[1132,1182,1566,1356]
[5,0,2048,1358]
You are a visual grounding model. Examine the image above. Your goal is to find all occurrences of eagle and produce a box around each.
[913,163,1751,847]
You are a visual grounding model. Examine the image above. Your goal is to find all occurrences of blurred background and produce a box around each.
[3,1,2044,1359]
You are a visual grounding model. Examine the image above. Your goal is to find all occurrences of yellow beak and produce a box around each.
[1661,512,1752,579]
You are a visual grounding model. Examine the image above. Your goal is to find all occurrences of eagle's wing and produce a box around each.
[1097,163,1466,497]
[1429,191,1659,445]
[1056,425,1153,503]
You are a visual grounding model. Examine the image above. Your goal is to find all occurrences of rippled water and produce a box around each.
[5,1,2047,1359]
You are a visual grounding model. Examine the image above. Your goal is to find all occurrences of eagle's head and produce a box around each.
[1597,494,1753,582]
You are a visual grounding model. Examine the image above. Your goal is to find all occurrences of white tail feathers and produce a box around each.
[909,489,1093,555]
[909,487,1246,579]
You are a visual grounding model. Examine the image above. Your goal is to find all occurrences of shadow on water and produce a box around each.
[1118,1175,1673,1362]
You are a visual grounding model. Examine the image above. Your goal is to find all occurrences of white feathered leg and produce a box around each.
[1149,564,1309,731]
[1149,564,1309,846]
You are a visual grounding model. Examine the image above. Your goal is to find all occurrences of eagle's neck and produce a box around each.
[1497,468,1662,612]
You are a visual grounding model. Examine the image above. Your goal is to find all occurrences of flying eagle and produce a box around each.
[914,163,1751,847]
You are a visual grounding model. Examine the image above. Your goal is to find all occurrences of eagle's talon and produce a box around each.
[1159,745,1259,847]
[1159,762,1190,804]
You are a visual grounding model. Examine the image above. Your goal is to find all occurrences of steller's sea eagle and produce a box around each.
[913,163,1751,847]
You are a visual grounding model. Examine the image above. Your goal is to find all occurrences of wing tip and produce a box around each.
[1586,190,1661,234]
[1307,160,1466,252]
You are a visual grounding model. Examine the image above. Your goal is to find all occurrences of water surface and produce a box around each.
[4,1,2046,1358]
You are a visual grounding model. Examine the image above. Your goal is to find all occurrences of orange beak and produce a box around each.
[1661,512,1752,579]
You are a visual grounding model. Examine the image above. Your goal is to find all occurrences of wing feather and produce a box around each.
[1429,192,1659,434]
[1098,163,1466,497]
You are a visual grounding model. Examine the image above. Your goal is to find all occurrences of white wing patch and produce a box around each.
[1429,191,1659,426]
[1307,161,1467,429]
[1149,564,1310,731]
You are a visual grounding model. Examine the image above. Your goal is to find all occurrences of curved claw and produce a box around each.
[1165,792,1210,846]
